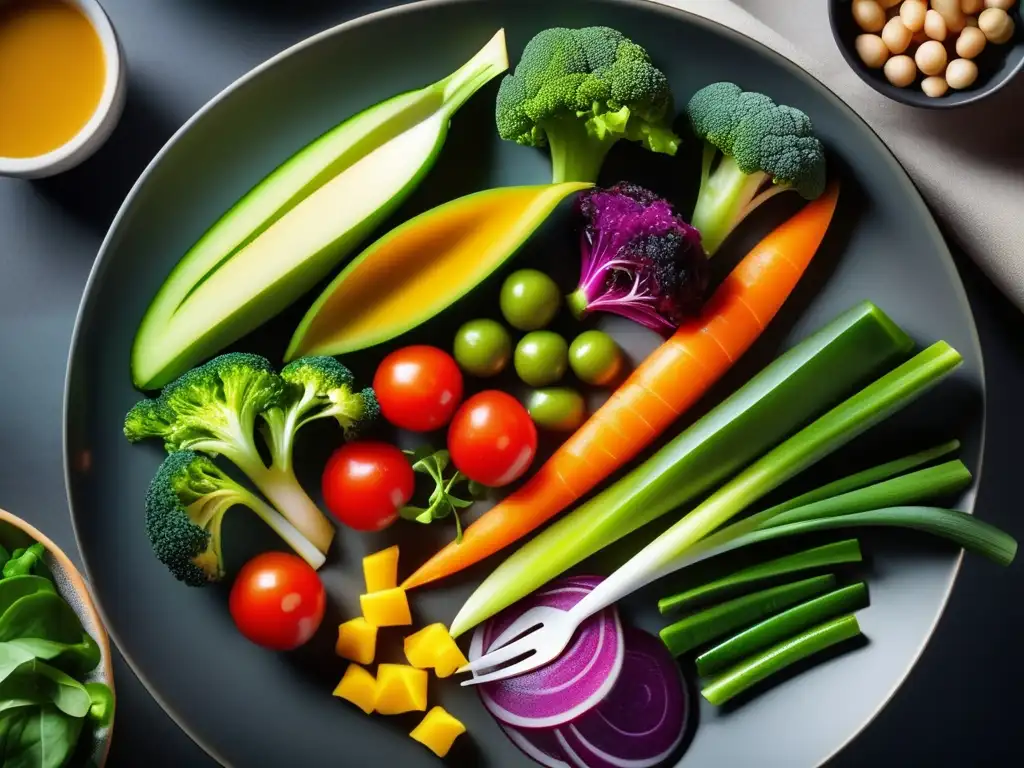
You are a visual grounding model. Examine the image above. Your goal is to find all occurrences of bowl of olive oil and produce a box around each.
[0,0,125,178]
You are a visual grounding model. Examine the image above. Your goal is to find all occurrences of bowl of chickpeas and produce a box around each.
[829,0,1023,106]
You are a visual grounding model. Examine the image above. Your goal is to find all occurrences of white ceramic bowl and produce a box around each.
[0,0,126,179]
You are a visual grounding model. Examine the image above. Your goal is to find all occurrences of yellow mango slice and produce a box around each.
[410,706,466,758]
[360,587,412,627]
[287,182,593,358]
[374,664,428,715]
[404,623,469,678]
[363,545,399,593]
[333,664,377,715]
[335,618,377,665]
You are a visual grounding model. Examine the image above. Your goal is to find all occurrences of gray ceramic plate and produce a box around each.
[64,1,985,766]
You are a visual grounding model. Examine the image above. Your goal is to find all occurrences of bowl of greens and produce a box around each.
[0,507,115,768]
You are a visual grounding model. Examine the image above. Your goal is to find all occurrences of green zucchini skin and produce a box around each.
[131,31,508,390]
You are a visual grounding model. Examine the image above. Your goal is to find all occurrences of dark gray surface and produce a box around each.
[0,1,1020,766]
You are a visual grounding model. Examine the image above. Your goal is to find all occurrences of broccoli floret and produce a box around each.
[145,451,324,586]
[566,182,707,334]
[496,26,680,183]
[687,82,827,256]
[125,352,376,555]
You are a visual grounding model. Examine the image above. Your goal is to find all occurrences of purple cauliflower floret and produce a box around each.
[566,182,707,334]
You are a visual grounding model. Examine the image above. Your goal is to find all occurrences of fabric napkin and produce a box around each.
[652,0,1024,309]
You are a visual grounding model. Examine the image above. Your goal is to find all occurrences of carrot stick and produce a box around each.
[402,183,841,590]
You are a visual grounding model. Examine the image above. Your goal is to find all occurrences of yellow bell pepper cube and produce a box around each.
[409,706,466,758]
[335,618,377,665]
[333,664,377,715]
[403,623,469,678]
[363,545,400,593]
[360,587,412,627]
[374,664,428,715]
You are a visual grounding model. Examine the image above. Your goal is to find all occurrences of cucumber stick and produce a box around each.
[450,301,913,637]
[659,574,836,657]
[131,30,509,389]
[701,615,863,706]
[657,539,862,614]
[695,582,868,676]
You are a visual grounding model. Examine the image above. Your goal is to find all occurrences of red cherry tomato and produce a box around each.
[448,390,537,487]
[229,552,326,651]
[373,345,464,432]
[322,441,414,532]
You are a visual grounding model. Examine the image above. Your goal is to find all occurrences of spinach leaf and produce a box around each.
[2,545,46,580]
[0,662,91,719]
[0,704,84,768]
[0,593,85,647]
[0,578,55,618]
[1,636,100,681]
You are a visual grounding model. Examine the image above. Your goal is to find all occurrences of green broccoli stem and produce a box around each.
[439,29,509,114]
[691,147,773,256]
[245,463,335,556]
[544,116,615,184]
[232,480,327,569]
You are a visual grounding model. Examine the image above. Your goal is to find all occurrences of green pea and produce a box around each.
[515,331,568,387]
[526,388,587,431]
[453,319,512,377]
[569,330,623,386]
[500,269,561,331]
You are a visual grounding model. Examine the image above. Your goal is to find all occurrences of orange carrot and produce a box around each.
[402,182,841,590]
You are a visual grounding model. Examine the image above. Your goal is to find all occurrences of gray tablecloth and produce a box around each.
[661,0,1024,309]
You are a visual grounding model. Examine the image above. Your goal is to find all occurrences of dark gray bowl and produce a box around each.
[65,0,986,766]
[829,0,1024,107]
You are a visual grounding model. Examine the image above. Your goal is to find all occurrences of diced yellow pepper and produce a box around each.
[335,618,377,665]
[360,587,412,627]
[333,664,377,715]
[374,664,428,715]
[409,706,466,758]
[363,545,400,593]
[403,623,469,678]
[432,641,470,679]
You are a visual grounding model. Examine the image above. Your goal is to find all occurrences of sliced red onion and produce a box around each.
[469,575,624,730]
[553,627,688,768]
[498,722,571,768]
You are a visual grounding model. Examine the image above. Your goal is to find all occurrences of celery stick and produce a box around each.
[696,583,868,676]
[698,459,972,554]
[659,574,836,657]
[701,615,862,706]
[450,301,914,638]
[658,539,861,614]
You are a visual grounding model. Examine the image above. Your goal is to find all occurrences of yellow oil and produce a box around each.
[0,0,106,158]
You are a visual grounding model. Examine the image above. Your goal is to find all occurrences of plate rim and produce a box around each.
[61,1,986,766]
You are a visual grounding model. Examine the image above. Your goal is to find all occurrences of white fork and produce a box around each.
[458,515,739,686]
[459,537,695,686]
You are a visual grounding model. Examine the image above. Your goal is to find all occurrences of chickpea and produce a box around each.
[853,0,887,32]
[916,40,949,74]
[921,75,950,97]
[979,7,1015,43]
[884,54,919,86]
[900,0,928,31]
[956,26,988,57]
[924,9,948,40]
[856,33,892,67]
[961,0,985,12]
[881,17,914,52]
[946,58,980,88]
[984,0,1016,11]
[932,0,966,32]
